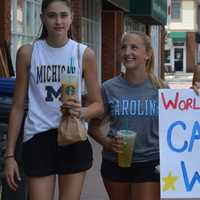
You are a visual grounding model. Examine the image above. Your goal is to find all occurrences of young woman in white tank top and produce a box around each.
[4,1,104,199]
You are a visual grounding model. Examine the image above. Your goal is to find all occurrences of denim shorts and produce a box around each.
[22,129,93,177]
[101,159,160,183]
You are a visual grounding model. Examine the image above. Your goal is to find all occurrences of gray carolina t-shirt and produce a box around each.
[102,75,159,163]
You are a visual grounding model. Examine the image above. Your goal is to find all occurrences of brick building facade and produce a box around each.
[165,0,200,73]
[0,1,11,48]
[187,32,196,72]
[0,0,167,80]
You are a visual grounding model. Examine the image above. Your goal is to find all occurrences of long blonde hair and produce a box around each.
[122,31,165,89]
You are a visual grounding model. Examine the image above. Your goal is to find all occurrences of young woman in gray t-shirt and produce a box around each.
[89,31,166,200]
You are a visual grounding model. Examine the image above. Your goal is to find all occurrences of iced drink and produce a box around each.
[61,74,78,102]
[117,130,137,168]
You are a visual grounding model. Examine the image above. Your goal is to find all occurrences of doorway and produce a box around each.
[173,46,185,72]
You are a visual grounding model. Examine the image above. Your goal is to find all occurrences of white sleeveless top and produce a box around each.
[24,39,87,141]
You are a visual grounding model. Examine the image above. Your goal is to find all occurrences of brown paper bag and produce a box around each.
[58,113,87,146]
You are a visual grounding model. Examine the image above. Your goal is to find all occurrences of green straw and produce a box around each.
[124,119,128,133]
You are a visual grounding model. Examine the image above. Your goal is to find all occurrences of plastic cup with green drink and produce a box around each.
[117,130,137,168]
[61,73,78,102]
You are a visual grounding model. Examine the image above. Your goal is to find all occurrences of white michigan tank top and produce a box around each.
[24,39,87,141]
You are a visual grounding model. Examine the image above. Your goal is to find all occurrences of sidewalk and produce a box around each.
[165,72,193,89]
[81,138,109,200]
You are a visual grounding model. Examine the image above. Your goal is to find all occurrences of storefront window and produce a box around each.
[164,50,172,72]
[11,0,42,70]
[124,15,146,33]
[81,0,102,82]
[165,50,171,64]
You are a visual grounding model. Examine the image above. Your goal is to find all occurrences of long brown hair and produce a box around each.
[121,31,165,88]
[192,64,200,85]
[39,0,72,39]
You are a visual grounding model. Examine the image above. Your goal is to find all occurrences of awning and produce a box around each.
[129,0,167,25]
[107,0,129,12]
[169,32,187,42]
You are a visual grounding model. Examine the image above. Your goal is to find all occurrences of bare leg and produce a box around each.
[131,182,160,200]
[28,175,55,200]
[58,171,86,200]
[103,178,132,200]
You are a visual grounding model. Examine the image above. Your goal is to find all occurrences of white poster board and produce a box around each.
[159,89,200,199]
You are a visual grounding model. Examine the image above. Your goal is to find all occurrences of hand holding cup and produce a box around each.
[61,73,80,116]
[117,130,137,168]
[104,136,124,153]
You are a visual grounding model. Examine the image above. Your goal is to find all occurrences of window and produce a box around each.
[81,0,102,82]
[165,50,171,64]
[164,50,172,72]
[124,16,146,33]
[171,0,181,20]
[11,0,42,70]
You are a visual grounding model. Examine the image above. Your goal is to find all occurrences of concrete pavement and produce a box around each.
[165,72,193,89]
[81,138,109,200]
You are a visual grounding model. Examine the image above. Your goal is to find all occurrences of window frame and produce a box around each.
[11,0,42,70]
[171,0,182,21]
[81,0,102,83]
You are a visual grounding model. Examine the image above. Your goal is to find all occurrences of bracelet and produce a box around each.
[4,155,15,160]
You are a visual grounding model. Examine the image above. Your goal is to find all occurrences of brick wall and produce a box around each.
[102,11,124,81]
[187,32,196,72]
[0,0,11,48]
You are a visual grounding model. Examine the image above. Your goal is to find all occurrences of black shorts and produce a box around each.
[101,159,160,183]
[22,129,93,177]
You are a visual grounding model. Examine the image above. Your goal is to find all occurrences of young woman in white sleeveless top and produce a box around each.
[4,1,104,199]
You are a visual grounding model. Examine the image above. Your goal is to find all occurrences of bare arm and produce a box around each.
[88,118,123,152]
[5,44,31,156]
[81,48,104,120]
[4,44,32,190]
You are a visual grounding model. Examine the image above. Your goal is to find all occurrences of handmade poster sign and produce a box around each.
[159,89,200,199]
